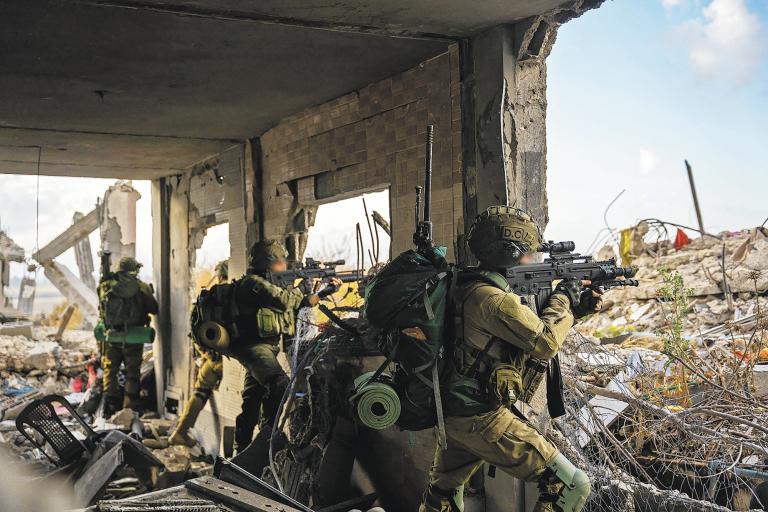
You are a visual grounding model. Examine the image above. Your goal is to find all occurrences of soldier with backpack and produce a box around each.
[169,259,229,447]
[98,256,158,415]
[419,206,602,512]
[233,240,341,453]
[189,240,341,455]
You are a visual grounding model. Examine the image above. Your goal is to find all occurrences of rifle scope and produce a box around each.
[539,241,575,253]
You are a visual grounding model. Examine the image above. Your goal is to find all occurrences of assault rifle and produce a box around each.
[504,242,638,418]
[506,241,639,311]
[99,250,113,282]
[265,258,361,294]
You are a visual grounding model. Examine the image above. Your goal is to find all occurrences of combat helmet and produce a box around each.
[118,256,142,273]
[214,260,229,282]
[467,206,542,268]
[248,239,288,272]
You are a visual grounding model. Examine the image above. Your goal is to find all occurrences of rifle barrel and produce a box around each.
[423,125,433,222]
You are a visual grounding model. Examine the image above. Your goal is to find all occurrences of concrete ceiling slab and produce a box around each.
[0,128,236,179]
[0,0,448,178]
[91,0,576,37]
[0,0,578,179]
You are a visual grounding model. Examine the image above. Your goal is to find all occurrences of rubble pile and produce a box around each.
[0,327,97,423]
[583,228,768,340]
[558,226,768,512]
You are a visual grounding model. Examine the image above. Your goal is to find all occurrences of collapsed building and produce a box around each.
[5,1,765,511]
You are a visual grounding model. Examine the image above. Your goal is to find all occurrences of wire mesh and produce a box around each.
[555,319,768,511]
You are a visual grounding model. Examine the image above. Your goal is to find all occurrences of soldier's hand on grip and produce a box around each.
[554,279,604,318]
[298,277,315,295]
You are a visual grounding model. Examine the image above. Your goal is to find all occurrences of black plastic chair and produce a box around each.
[16,394,99,466]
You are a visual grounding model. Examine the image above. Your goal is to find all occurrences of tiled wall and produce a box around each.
[258,45,464,260]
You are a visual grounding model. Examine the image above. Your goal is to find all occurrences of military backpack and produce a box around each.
[362,247,494,448]
[190,280,241,352]
[98,272,155,344]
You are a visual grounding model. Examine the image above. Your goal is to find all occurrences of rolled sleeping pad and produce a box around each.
[196,321,230,351]
[353,372,401,430]
[106,325,155,344]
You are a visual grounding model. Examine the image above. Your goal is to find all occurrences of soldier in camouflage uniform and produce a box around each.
[232,240,340,453]
[421,207,604,512]
[170,260,229,446]
[99,257,158,415]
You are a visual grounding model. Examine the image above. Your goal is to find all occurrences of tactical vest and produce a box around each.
[192,277,297,353]
[452,269,547,408]
[234,275,296,344]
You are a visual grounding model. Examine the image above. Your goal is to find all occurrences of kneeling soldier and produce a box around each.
[421,207,603,512]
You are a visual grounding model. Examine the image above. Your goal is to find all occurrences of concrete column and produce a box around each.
[151,178,171,413]
[100,180,140,269]
[461,18,559,249]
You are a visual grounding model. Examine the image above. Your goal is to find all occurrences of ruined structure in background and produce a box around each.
[0,230,25,315]
[556,225,768,511]
[31,181,139,326]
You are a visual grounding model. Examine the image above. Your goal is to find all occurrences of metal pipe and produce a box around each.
[685,160,705,235]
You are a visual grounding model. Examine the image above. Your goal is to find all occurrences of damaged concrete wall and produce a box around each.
[151,145,248,444]
[463,0,604,237]
[256,46,464,262]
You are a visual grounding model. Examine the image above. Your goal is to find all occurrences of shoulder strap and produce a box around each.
[460,268,511,292]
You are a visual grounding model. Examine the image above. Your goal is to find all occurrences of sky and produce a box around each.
[1,0,766,311]
[545,0,768,249]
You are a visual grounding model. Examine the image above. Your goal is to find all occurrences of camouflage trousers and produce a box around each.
[102,342,144,412]
[420,406,559,512]
[230,341,287,452]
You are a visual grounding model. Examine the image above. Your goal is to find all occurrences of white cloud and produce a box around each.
[680,0,764,85]
[662,0,684,10]
[639,149,657,174]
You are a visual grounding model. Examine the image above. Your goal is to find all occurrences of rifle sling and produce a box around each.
[318,304,361,336]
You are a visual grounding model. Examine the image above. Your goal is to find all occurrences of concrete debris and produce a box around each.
[0,321,33,337]
[558,225,768,512]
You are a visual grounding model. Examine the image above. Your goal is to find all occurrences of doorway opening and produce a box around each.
[193,222,230,296]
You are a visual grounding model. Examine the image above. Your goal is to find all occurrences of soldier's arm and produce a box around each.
[479,290,574,359]
[244,275,305,311]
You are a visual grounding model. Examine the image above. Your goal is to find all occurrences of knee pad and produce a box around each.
[545,453,591,512]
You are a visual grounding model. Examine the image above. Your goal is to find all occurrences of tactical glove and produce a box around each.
[298,277,315,295]
[317,282,340,299]
[554,279,604,319]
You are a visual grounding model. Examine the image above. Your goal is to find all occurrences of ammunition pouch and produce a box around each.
[442,370,495,418]
[519,357,548,403]
[255,307,294,339]
[458,341,549,407]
